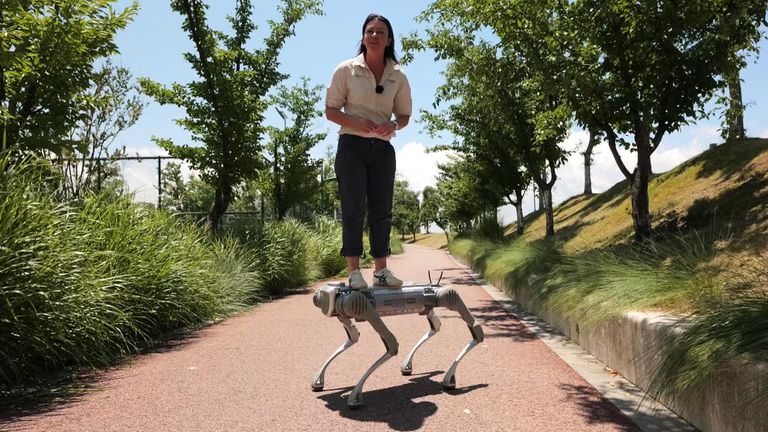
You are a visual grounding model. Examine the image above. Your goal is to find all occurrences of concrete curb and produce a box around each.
[447,254,697,432]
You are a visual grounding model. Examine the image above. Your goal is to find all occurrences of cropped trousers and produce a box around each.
[334,133,396,258]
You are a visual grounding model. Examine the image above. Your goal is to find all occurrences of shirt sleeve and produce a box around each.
[325,63,347,110]
[393,72,412,117]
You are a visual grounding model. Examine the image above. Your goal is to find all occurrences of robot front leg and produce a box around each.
[311,316,360,391]
[400,309,441,376]
[341,291,399,409]
[435,287,485,390]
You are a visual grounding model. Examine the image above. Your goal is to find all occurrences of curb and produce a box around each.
[448,254,697,432]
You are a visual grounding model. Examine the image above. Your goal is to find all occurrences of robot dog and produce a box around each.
[311,272,484,409]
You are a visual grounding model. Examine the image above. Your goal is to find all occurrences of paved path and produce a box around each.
[3,244,639,432]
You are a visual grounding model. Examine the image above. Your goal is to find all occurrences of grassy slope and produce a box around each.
[404,233,449,249]
[514,138,768,260]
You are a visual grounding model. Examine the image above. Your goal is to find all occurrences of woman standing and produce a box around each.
[325,13,412,289]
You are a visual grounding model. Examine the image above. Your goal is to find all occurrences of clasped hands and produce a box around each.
[357,118,396,138]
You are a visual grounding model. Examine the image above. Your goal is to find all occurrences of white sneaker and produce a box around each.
[348,269,368,290]
[372,268,403,288]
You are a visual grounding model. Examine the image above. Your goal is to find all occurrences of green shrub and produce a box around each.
[0,154,259,386]
[0,152,407,387]
[307,216,346,279]
[254,219,313,296]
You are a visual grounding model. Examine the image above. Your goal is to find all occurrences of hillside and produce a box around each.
[514,138,768,261]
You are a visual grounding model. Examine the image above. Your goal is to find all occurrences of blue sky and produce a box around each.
[112,1,766,221]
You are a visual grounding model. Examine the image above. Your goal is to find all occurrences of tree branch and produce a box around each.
[605,128,632,181]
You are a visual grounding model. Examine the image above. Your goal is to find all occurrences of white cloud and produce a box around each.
[396,142,455,194]
[118,146,195,205]
[756,128,768,138]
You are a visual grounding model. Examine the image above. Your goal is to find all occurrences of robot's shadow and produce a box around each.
[316,371,488,431]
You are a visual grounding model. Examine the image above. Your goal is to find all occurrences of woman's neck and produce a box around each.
[365,52,385,69]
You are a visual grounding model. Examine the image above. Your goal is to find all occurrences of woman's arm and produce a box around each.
[326,107,378,134]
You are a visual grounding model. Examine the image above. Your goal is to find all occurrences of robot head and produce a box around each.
[313,283,343,317]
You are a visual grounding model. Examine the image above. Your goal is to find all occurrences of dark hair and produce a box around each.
[358,14,398,64]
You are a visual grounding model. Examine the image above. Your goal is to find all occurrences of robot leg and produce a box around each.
[340,290,399,409]
[311,316,360,391]
[400,309,441,376]
[435,287,485,390]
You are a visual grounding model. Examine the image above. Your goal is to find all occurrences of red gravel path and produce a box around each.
[3,244,639,432]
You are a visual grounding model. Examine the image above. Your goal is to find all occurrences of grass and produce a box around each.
[451,138,768,409]
[404,233,449,249]
[0,158,259,386]
[0,153,404,392]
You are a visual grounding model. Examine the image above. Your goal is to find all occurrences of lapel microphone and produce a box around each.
[375,85,384,94]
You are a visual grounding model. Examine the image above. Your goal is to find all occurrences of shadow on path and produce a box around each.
[317,371,488,431]
[558,384,642,432]
[469,301,539,342]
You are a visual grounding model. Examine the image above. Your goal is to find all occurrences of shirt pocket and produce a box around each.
[378,77,399,111]
[347,73,372,106]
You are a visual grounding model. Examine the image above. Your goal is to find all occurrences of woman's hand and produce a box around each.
[356,117,380,134]
[375,120,397,137]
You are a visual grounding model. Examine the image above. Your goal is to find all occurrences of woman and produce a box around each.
[325,13,412,290]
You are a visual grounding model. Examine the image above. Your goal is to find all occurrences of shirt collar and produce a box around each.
[351,53,402,74]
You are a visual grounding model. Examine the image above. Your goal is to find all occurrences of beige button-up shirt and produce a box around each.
[326,54,412,141]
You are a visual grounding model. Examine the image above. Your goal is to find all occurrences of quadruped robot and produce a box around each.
[311,272,484,409]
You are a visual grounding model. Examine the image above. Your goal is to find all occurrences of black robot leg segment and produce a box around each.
[341,290,399,410]
[400,309,441,376]
[311,316,360,391]
[435,287,485,390]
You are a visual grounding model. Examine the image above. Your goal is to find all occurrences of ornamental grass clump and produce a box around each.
[254,219,313,296]
[307,216,346,280]
[648,253,768,408]
[0,155,259,386]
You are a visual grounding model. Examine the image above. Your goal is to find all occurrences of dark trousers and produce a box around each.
[334,133,396,258]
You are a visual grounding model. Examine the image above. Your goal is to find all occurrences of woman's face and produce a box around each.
[363,19,391,55]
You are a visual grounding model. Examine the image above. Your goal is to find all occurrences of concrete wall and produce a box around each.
[482,272,768,432]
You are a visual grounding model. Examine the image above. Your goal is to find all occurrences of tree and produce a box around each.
[434,155,496,236]
[419,186,439,234]
[0,1,138,154]
[259,78,326,220]
[564,0,768,241]
[57,61,144,201]
[139,0,322,232]
[392,179,421,241]
[160,162,188,212]
[409,1,571,237]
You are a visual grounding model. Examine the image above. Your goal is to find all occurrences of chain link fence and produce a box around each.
[50,154,339,227]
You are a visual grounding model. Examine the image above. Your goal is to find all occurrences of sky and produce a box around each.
[111,0,767,224]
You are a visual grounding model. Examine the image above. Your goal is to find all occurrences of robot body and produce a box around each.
[311,277,484,409]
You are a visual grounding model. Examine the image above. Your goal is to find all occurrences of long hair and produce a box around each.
[357,14,398,64]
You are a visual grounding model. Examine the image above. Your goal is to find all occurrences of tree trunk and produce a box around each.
[630,129,653,242]
[207,180,232,233]
[541,186,554,238]
[583,129,599,195]
[727,70,745,141]
[536,179,555,238]
[514,188,525,235]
